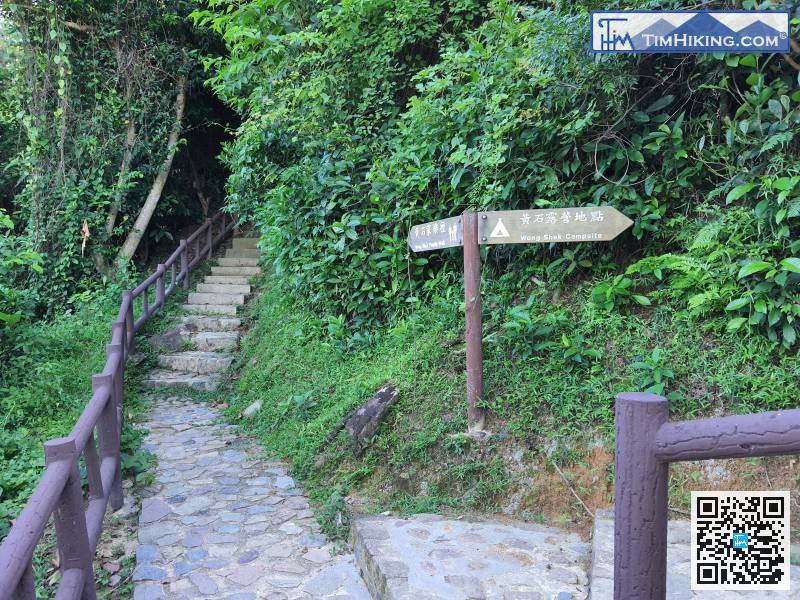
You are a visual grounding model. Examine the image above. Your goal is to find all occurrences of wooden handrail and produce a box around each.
[613,392,800,599]
[0,213,237,598]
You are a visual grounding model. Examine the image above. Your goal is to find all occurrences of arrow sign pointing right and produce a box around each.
[478,206,633,245]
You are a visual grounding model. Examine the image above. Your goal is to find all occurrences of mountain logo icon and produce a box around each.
[591,11,790,54]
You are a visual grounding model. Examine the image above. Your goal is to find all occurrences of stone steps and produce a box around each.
[189,331,240,351]
[232,237,259,249]
[224,249,260,258]
[179,315,241,332]
[187,292,246,306]
[141,370,221,391]
[217,257,260,267]
[158,351,233,374]
[203,275,252,285]
[195,283,251,295]
[182,303,239,316]
[146,235,259,392]
[210,266,261,277]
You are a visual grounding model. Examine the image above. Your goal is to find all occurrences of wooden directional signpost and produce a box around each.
[408,207,633,432]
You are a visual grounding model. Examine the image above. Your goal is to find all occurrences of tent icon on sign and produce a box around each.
[489,219,510,238]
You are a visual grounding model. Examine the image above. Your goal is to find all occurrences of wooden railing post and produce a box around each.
[112,320,126,363]
[180,239,189,289]
[122,291,134,354]
[141,286,149,317]
[614,392,669,600]
[44,438,97,600]
[156,264,166,310]
[12,562,35,599]
[205,218,213,259]
[95,367,123,510]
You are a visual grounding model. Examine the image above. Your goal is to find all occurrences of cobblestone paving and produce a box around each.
[590,510,800,599]
[133,396,371,599]
[352,514,590,599]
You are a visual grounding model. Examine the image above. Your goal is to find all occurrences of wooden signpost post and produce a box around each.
[408,206,633,432]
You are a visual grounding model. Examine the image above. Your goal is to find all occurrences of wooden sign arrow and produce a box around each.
[407,216,463,252]
[478,206,633,245]
[405,206,633,434]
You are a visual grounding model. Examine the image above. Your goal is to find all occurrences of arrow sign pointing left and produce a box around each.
[407,216,463,252]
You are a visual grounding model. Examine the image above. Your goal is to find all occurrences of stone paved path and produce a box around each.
[133,397,371,599]
[590,509,800,599]
[133,233,371,599]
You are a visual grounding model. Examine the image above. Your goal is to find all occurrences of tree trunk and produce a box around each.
[116,77,186,265]
[96,118,136,273]
[188,152,210,218]
[105,118,137,236]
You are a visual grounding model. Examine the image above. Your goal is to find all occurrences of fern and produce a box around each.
[758,131,794,155]
[689,221,723,250]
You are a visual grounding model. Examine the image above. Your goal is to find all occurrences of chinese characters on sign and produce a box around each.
[408,216,463,252]
[406,207,632,251]
[478,207,633,245]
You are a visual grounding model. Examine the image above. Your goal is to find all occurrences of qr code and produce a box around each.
[691,491,790,590]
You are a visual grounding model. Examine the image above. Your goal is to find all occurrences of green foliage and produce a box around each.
[225,277,799,532]
[0,1,224,315]
[0,289,117,534]
[591,275,650,312]
[628,347,679,400]
[198,0,800,352]
[501,296,566,359]
[0,209,42,326]
[0,428,41,538]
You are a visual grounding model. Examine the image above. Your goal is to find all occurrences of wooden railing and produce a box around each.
[0,213,235,599]
[614,391,800,599]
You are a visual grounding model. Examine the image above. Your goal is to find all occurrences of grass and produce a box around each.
[223,268,800,537]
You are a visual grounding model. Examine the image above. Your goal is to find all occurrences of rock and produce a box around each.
[150,328,185,351]
[127,352,147,366]
[174,561,196,576]
[227,564,262,586]
[344,384,399,449]
[187,548,208,562]
[241,399,262,418]
[133,583,165,600]
[302,547,332,563]
[273,477,293,491]
[140,498,172,524]
[181,533,203,548]
[237,549,259,564]
[299,532,327,548]
[104,562,121,574]
[278,521,303,535]
[136,545,161,564]
[132,565,168,582]
[189,572,219,595]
